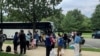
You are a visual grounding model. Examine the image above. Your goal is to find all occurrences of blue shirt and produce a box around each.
[13,34,18,42]
[34,33,39,40]
[58,37,64,47]
[74,36,81,43]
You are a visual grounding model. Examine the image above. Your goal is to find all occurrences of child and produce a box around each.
[30,39,36,49]
[33,39,36,48]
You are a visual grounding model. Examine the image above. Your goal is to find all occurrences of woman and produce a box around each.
[26,34,31,50]
[13,32,19,54]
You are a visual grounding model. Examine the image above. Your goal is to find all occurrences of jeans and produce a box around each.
[20,42,26,54]
[26,41,29,49]
[13,42,18,52]
[46,46,51,56]
[36,40,38,47]
[64,40,67,49]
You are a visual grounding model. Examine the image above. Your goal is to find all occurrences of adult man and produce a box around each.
[19,30,26,54]
[0,30,4,51]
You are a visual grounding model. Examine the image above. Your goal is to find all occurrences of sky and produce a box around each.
[56,0,100,17]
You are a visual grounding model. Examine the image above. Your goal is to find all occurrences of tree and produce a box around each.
[81,16,92,31]
[62,9,84,32]
[4,0,62,34]
[91,4,100,30]
[4,0,62,21]
[42,11,65,32]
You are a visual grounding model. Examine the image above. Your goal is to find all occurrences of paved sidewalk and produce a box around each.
[2,44,100,56]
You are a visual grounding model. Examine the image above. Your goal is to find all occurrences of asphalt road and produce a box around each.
[83,39,100,49]
[6,38,100,49]
[38,38,100,49]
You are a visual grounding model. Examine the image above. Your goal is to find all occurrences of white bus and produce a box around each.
[0,22,55,39]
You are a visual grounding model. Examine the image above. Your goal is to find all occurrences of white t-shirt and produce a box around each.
[50,48,64,56]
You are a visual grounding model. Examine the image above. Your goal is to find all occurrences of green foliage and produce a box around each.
[42,9,92,32]
[0,52,18,56]
[42,11,65,32]
[81,16,92,31]
[91,4,100,30]
[3,0,62,22]
[62,9,84,32]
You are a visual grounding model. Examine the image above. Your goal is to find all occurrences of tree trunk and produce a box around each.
[32,21,35,39]
[32,15,36,39]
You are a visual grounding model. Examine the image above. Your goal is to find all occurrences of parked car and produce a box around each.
[92,31,100,39]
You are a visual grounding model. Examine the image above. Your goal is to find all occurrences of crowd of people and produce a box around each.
[0,29,85,56]
[46,31,84,56]
[13,30,39,54]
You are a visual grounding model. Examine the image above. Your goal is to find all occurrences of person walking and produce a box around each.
[13,32,19,54]
[0,30,4,52]
[45,33,52,56]
[74,32,82,56]
[19,30,26,54]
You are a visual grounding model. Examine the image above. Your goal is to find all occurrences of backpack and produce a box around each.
[50,37,56,45]
[6,46,11,52]
[58,38,64,47]
[80,37,85,45]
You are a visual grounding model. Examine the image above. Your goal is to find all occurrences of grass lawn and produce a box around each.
[0,52,18,56]
[81,48,100,52]
[69,47,100,52]
[4,40,13,44]
[82,33,92,39]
